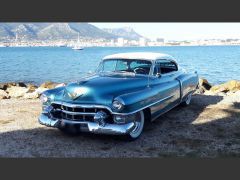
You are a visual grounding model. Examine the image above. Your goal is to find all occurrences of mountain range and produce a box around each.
[0,23,144,41]
[103,27,143,40]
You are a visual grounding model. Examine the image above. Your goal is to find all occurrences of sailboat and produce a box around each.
[72,33,83,50]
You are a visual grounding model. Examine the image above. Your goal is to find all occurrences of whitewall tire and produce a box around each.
[127,110,145,140]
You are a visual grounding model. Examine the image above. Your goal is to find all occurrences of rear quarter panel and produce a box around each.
[177,71,199,100]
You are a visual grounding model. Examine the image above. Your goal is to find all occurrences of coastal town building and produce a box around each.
[1,37,240,47]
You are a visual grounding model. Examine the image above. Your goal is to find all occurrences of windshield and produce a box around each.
[97,59,152,75]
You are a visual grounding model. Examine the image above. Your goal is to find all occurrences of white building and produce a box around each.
[110,39,115,46]
[117,38,124,47]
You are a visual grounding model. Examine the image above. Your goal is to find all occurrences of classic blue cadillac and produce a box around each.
[39,52,199,140]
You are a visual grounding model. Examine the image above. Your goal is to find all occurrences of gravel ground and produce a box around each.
[0,92,240,158]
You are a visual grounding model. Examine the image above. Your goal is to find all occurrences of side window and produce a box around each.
[130,61,138,69]
[103,60,117,72]
[129,60,152,75]
[157,59,177,74]
[116,60,128,71]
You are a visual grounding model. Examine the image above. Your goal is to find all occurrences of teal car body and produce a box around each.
[39,52,199,139]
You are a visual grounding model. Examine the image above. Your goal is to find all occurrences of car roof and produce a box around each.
[102,52,176,62]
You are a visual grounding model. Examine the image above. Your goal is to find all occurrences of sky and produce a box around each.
[91,23,240,41]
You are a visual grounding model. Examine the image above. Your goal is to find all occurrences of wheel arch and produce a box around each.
[143,107,151,122]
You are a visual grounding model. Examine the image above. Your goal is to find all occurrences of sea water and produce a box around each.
[0,46,239,85]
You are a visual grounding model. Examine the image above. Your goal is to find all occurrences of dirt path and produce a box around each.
[0,93,239,157]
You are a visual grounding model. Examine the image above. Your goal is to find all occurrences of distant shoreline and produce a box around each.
[1,44,240,48]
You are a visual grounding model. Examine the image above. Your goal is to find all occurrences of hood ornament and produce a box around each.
[66,88,86,100]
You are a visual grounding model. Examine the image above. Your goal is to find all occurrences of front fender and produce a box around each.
[42,86,65,105]
[113,84,174,114]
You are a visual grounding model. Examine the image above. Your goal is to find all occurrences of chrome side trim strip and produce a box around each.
[113,95,174,115]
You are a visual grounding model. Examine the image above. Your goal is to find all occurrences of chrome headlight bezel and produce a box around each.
[40,93,49,103]
[112,100,124,111]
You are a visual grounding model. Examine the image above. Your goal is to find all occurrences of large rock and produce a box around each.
[196,78,212,94]
[16,82,27,87]
[27,84,38,93]
[23,92,39,99]
[210,80,240,93]
[0,90,9,99]
[0,82,27,90]
[0,83,8,90]
[35,87,49,95]
[40,81,58,89]
[6,86,29,98]
[0,82,16,90]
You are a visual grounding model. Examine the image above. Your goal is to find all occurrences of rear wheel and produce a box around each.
[125,110,145,140]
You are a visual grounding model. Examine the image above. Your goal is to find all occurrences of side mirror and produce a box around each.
[156,73,161,78]
[87,70,93,74]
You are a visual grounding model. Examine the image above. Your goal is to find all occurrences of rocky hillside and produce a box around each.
[102,27,143,40]
[0,23,145,41]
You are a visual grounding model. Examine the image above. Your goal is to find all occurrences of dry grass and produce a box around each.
[0,92,239,158]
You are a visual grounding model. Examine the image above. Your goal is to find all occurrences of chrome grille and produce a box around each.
[50,103,111,122]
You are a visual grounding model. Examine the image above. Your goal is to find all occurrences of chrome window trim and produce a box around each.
[154,59,179,77]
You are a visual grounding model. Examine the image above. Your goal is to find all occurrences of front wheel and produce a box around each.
[125,110,145,140]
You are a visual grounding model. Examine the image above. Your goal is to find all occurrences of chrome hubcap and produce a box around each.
[129,111,144,138]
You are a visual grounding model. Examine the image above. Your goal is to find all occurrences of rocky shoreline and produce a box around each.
[0,81,65,100]
[196,78,240,96]
[1,78,240,100]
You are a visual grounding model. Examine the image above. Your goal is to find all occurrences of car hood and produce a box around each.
[54,73,148,106]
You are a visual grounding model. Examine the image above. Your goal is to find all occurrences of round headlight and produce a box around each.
[40,94,48,103]
[112,100,124,111]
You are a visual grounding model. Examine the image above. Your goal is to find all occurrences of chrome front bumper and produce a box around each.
[38,113,136,135]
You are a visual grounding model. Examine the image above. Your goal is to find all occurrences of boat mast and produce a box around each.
[77,32,80,44]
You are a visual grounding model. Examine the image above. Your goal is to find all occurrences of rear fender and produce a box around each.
[176,72,199,102]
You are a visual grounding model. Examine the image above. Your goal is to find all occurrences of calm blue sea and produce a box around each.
[0,46,239,85]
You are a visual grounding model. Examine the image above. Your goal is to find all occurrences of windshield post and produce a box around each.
[147,62,154,87]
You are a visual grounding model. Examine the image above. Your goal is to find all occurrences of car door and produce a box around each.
[150,59,181,119]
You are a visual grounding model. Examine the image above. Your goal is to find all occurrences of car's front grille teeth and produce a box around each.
[50,103,111,122]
